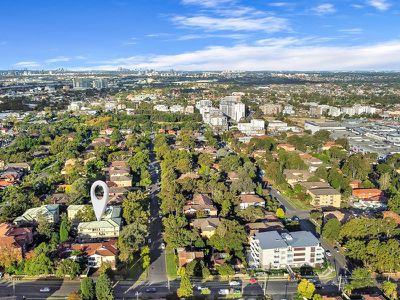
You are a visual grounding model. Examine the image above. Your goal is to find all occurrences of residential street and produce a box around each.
[146,139,167,284]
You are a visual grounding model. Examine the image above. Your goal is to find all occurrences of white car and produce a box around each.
[325,250,332,257]
[218,289,230,295]
[40,287,50,293]
[160,243,165,250]
[229,281,240,286]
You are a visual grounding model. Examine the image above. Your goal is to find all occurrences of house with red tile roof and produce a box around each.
[352,188,384,202]
[0,223,33,259]
[239,194,265,209]
[63,240,118,269]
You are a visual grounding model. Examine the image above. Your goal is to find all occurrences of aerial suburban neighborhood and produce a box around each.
[0,70,400,300]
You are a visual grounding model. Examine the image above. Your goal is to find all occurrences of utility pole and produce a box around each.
[135,291,139,300]
[338,275,342,292]
[263,276,267,295]
[12,277,15,297]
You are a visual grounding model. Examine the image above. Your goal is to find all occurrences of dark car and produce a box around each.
[145,288,157,293]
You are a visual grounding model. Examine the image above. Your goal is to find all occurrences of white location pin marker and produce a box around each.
[90,180,109,221]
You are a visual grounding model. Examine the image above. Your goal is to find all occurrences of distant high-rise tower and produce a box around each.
[72,78,92,90]
[92,78,108,89]
[219,96,246,122]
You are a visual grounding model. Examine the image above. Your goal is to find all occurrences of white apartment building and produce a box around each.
[260,103,282,116]
[219,97,246,122]
[68,101,82,111]
[154,104,169,112]
[282,105,295,115]
[170,105,185,113]
[195,99,213,110]
[268,120,288,132]
[249,231,324,269]
[203,108,228,129]
[237,119,265,136]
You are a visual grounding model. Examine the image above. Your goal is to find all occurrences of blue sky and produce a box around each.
[1,0,399,70]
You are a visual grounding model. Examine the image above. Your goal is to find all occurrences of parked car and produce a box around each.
[160,243,165,250]
[218,289,230,295]
[325,250,332,257]
[229,281,240,286]
[40,287,50,293]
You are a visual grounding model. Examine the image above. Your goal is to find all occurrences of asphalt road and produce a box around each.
[146,141,167,285]
[0,278,299,299]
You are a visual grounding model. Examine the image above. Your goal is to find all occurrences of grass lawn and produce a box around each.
[117,256,147,280]
[166,250,178,279]
[284,194,312,210]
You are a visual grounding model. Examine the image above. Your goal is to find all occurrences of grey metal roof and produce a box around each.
[254,230,319,250]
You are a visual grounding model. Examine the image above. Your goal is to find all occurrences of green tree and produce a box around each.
[141,246,151,270]
[342,154,371,180]
[237,206,264,222]
[388,194,400,214]
[75,205,96,222]
[382,281,398,300]
[216,263,235,277]
[122,197,149,226]
[347,268,374,292]
[209,219,247,254]
[198,153,214,167]
[322,218,341,242]
[95,274,114,300]
[56,259,81,278]
[220,155,242,172]
[81,277,95,300]
[297,279,316,299]
[24,253,54,275]
[177,268,193,298]
[59,214,71,243]
[163,215,196,248]
[36,215,54,240]
[117,221,148,262]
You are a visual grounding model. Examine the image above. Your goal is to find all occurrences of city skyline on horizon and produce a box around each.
[1,0,400,71]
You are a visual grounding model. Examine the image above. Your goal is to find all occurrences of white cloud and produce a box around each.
[177,33,248,40]
[181,0,235,8]
[269,2,290,7]
[14,61,40,68]
[80,40,400,71]
[45,56,71,63]
[173,15,289,32]
[339,28,364,34]
[367,0,391,11]
[312,3,336,14]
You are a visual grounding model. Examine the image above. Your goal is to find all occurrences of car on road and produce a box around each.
[160,242,165,250]
[218,289,230,295]
[249,278,258,284]
[229,280,240,286]
[292,216,300,221]
[334,246,340,253]
[148,238,152,244]
[145,287,157,293]
[325,250,332,257]
[40,287,50,293]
